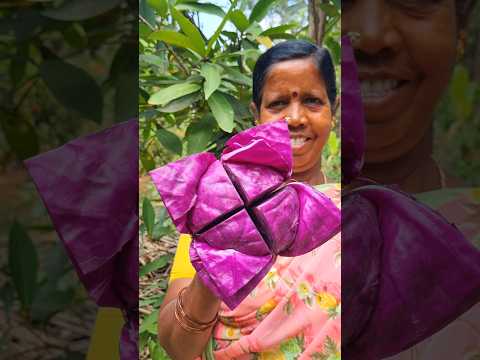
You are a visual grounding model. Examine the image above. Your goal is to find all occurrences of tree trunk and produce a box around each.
[308,0,326,46]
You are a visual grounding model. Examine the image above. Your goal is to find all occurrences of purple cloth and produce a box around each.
[24,119,139,359]
[150,120,340,309]
[341,34,480,358]
[341,35,365,185]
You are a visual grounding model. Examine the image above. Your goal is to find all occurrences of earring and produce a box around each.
[284,116,292,122]
[457,30,467,61]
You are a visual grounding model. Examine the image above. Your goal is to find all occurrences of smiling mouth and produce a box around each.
[290,137,312,150]
[360,79,408,99]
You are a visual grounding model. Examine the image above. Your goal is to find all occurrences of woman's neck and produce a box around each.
[293,162,326,186]
[361,130,442,193]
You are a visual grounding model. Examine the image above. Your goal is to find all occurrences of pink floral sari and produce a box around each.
[198,183,341,360]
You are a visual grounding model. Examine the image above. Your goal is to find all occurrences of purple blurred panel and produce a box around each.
[341,35,365,184]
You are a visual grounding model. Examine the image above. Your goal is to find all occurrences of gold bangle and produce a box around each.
[174,287,218,333]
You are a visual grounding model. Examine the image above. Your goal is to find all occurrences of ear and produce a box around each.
[249,102,260,124]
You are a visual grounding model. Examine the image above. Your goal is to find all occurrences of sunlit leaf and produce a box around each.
[148,83,201,106]
[142,198,155,237]
[176,2,225,17]
[229,10,249,32]
[249,0,280,24]
[148,0,168,18]
[208,91,235,133]
[170,6,206,56]
[149,30,201,55]
[140,255,172,277]
[200,63,222,99]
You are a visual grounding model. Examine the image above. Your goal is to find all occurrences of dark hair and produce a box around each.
[252,40,337,111]
[456,0,477,29]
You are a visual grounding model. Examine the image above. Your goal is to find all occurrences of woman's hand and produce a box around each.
[157,275,221,360]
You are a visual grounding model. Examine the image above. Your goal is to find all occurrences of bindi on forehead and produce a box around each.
[292,91,299,98]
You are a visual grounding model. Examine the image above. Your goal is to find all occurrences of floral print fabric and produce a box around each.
[198,183,341,360]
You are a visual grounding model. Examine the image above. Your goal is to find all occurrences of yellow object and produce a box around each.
[169,233,196,283]
[87,234,195,359]
[87,307,124,360]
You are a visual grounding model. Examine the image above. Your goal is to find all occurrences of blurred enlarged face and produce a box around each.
[342,0,458,162]
[256,57,332,173]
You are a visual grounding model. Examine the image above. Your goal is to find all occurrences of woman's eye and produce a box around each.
[268,100,287,108]
[304,98,323,105]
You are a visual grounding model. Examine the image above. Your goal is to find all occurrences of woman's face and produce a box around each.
[342,0,458,163]
[252,57,333,174]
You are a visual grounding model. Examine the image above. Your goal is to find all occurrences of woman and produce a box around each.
[343,0,480,358]
[157,40,341,359]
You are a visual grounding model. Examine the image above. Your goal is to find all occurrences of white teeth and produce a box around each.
[360,79,399,98]
[290,137,307,148]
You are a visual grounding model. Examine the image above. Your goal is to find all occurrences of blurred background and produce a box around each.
[0,0,136,358]
[138,0,340,358]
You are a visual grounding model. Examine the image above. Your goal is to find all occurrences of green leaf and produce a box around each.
[157,91,201,113]
[140,255,171,277]
[1,111,39,160]
[115,72,138,122]
[206,0,238,56]
[450,65,473,121]
[8,221,38,310]
[170,6,206,57]
[229,10,249,32]
[156,128,183,155]
[63,23,88,49]
[148,0,168,18]
[149,82,201,106]
[31,284,74,322]
[318,3,339,17]
[140,0,158,28]
[151,342,172,360]
[149,30,201,55]
[142,198,155,237]
[208,91,235,133]
[140,54,166,68]
[141,153,156,172]
[40,60,103,122]
[10,44,28,86]
[176,2,226,17]
[222,67,251,87]
[200,63,222,99]
[41,0,123,21]
[249,0,280,24]
[140,309,159,333]
[260,24,297,37]
[185,115,216,154]
[327,132,339,155]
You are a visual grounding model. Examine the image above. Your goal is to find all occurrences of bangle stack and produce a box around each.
[174,287,218,333]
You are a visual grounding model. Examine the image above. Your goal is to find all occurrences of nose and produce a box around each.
[344,0,402,56]
[286,103,307,129]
